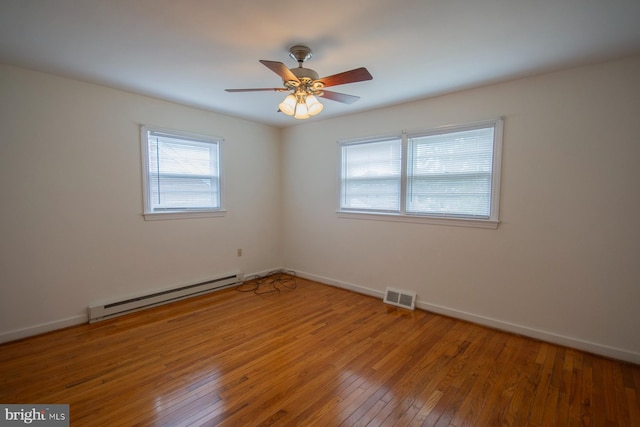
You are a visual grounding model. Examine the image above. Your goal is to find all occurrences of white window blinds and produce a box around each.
[142,127,222,216]
[407,127,495,218]
[340,138,402,212]
[338,118,502,227]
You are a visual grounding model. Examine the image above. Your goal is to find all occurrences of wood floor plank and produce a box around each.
[527,342,557,426]
[567,349,584,425]
[626,388,640,426]
[508,365,540,426]
[612,361,632,427]
[581,353,595,426]
[0,276,638,426]
[592,355,608,426]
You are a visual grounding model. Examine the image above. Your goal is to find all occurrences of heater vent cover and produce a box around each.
[88,272,242,322]
[383,287,417,310]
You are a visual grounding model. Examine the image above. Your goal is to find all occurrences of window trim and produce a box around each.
[337,118,503,229]
[140,125,226,221]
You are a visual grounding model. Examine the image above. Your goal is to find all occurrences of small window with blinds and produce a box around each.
[340,137,402,213]
[338,118,503,228]
[141,126,225,220]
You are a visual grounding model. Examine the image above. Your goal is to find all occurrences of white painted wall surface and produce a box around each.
[281,56,640,363]
[0,65,282,341]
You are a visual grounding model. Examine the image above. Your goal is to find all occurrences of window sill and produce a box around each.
[336,211,499,229]
[143,210,227,221]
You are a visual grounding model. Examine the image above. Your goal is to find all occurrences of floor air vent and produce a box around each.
[383,287,417,310]
[88,272,242,322]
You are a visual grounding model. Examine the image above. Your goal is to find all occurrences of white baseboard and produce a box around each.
[0,314,87,344]
[4,269,638,364]
[245,266,286,280]
[416,300,640,365]
[291,269,640,365]
[0,268,284,344]
[294,270,385,299]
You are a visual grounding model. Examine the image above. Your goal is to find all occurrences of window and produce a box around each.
[340,137,402,212]
[339,118,503,228]
[141,126,224,220]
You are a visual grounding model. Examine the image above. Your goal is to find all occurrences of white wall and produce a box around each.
[0,64,282,341]
[281,56,640,363]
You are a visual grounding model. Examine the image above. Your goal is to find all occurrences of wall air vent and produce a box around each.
[383,287,417,310]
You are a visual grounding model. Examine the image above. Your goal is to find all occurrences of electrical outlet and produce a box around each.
[237,248,242,257]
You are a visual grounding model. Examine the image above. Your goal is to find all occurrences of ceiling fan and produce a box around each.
[225,45,373,119]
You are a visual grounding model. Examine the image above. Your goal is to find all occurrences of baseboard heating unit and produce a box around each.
[88,272,242,322]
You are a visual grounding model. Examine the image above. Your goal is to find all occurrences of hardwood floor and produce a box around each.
[1,275,639,426]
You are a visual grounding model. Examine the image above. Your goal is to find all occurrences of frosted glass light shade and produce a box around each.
[306,95,323,116]
[278,95,296,115]
[294,102,309,119]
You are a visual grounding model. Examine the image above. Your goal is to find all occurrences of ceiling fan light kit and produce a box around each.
[226,45,372,120]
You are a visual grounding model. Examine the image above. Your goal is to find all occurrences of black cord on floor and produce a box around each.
[236,269,297,296]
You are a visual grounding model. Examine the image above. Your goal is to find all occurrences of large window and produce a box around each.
[141,126,224,220]
[339,118,503,228]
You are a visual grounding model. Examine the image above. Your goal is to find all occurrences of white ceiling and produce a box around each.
[2,0,640,127]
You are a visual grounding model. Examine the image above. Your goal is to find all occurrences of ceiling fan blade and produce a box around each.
[225,88,287,92]
[318,90,360,104]
[317,67,372,88]
[259,60,300,83]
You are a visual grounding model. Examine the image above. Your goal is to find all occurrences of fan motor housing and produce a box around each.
[290,67,319,82]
